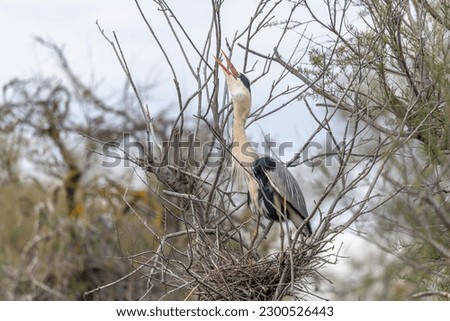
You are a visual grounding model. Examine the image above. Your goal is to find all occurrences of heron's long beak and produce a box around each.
[214,50,239,79]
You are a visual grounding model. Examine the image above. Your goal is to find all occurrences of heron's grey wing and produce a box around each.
[264,162,309,222]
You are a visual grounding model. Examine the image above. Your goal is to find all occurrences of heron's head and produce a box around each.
[215,51,251,121]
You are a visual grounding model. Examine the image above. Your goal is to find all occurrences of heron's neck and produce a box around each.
[232,118,254,160]
[231,115,257,189]
[233,117,247,144]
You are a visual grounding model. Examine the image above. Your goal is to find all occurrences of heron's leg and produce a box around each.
[284,198,290,249]
[286,220,292,248]
[243,214,261,261]
[249,213,261,250]
[279,219,285,252]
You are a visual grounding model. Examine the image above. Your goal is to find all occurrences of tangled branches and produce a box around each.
[83,0,394,300]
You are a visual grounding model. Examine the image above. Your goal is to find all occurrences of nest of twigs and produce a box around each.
[192,243,318,301]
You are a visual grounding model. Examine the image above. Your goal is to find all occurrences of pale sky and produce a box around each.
[1,0,333,151]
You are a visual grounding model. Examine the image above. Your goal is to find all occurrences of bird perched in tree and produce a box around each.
[215,51,312,238]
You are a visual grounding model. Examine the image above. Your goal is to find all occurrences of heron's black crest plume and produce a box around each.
[239,74,251,93]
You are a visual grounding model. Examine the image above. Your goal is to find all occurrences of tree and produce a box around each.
[88,0,410,300]
[0,37,171,300]
[255,0,449,299]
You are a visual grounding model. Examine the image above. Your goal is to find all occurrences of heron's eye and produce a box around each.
[239,74,251,93]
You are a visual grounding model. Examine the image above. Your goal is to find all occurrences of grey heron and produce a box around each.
[215,51,312,237]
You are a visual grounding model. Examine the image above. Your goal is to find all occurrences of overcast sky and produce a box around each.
[1,0,337,152]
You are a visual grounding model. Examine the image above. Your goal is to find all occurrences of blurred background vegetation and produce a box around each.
[0,38,172,299]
